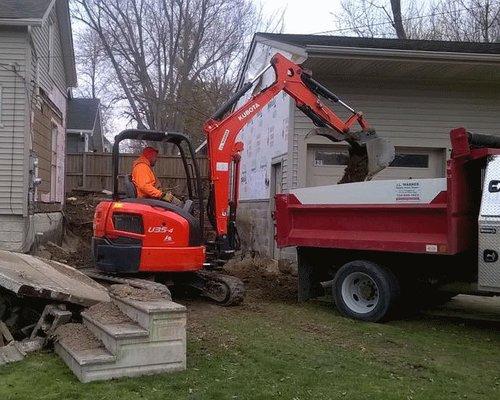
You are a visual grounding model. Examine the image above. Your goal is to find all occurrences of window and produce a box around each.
[50,124,58,201]
[314,148,429,169]
[314,149,349,166]
[390,154,429,168]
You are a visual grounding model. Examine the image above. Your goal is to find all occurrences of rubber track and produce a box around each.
[196,271,245,306]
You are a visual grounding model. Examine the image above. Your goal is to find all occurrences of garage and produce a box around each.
[306,144,446,187]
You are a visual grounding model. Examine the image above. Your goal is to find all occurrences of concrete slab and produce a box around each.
[0,250,109,306]
[0,342,25,365]
[426,294,500,322]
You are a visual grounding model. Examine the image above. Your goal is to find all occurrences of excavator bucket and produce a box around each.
[365,136,396,178]
[338,136,394,184]
[307,127,395,183]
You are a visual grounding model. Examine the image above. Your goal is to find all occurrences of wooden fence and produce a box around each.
[65,152,210,196]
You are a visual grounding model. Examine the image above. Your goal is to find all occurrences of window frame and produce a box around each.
[48,21,55,78]
[313,147,431,169]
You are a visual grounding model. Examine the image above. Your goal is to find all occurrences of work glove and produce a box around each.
[161,192,174,202]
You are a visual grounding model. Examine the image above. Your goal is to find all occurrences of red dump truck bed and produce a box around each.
[275,128,500,256]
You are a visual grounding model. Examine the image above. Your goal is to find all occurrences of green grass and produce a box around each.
[1,300,499,400]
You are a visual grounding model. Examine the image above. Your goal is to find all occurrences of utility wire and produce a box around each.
[310,3,498,35]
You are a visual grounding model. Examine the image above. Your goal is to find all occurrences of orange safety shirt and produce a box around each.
[131,155,162,199]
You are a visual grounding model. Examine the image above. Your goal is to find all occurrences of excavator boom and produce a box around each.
[203,53,394,251]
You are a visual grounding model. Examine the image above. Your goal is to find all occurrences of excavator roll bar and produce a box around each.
[203,53,394,254]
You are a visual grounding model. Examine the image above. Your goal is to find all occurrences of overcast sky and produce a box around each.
[261,0,342,34]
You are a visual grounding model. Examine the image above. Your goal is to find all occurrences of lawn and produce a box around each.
[1,296,499,400]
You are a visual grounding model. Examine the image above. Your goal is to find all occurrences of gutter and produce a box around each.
[67,129,93,134]
[0,18,43,26]
[305,45,500,65]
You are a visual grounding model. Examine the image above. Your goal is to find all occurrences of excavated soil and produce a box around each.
[86,301,132,324]
[338,144,370,184]
[54,323,102,351]
[34,192,106,268]
[109,284,170,302]
[223,254,297,302]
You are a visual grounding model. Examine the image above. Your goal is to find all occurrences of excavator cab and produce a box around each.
[112,129,204,219]
[92,129,206,274]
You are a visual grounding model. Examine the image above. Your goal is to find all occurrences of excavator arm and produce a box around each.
[203,53,394,254]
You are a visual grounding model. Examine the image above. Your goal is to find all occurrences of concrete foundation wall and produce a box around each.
[0,215,26,251]
[33,212,63,245]
[237,200,297,264]
[237,200,272,256]
[0,212,63,252]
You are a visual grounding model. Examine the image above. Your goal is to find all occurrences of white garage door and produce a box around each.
[306,144,445,187]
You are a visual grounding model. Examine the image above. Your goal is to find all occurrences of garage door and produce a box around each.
[306,145,445,187]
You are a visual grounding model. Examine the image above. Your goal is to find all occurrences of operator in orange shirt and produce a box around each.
[131,147,179,204]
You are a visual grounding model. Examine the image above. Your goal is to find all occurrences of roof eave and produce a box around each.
[67,128,93,134]
[0,18,43,26]
[254,33,308,60]
[305,45,500,64]
[56,0,77,87]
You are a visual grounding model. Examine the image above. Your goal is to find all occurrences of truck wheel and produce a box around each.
[333,260,399,322]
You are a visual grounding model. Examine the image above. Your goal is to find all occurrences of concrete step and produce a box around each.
[55,339,184,383]
[111,294,187,342]
[54,323,117,383]
[81,311,149,354]
[55,296,187,383]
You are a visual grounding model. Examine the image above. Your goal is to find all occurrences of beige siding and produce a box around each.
[293,78,500,188]
[31,7,67,95]
[0,28,28,215]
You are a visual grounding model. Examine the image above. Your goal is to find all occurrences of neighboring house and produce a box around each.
[234,33,500,260]
[0,0,76,251]
[67,97,109,153]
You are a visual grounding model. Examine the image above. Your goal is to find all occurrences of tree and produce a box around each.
[334,0,499,42]
[390,0,407,39]
[73,26,119,136]
[73,0,270,152]
[435,0,500,43]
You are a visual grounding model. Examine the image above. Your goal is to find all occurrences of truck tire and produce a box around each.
[333,260,399,322]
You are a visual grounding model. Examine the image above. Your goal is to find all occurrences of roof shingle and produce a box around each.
[67,98,100,131]
[0,0,53,21]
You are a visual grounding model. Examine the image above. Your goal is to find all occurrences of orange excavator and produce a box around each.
[91,53,394,304]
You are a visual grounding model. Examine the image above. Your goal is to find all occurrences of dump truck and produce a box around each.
[275,127,500,322]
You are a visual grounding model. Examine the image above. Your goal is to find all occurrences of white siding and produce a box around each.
[31,7,67,95]
[237,43,300,201]
[293,78,500,188]
[0,29,28,215]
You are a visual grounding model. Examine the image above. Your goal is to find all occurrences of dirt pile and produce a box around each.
[64,192,105,244]
[109,284,170,302]
[223,253,297,302]
[54,323,102,351]
[86,301,132,324]
[35,192,106,268]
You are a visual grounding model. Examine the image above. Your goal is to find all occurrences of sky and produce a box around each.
[261,0,342,34]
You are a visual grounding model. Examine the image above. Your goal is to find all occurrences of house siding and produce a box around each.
[31,7,67,95]
[0,28,28,216]
[0,2,73,252]
[30,5,68,204]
